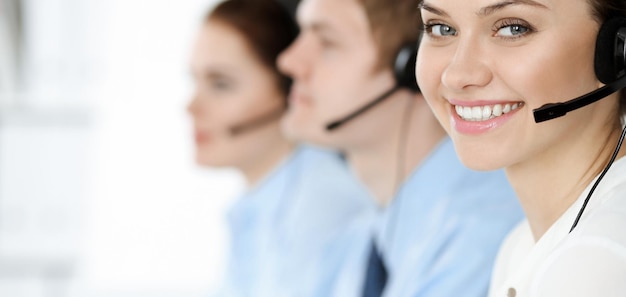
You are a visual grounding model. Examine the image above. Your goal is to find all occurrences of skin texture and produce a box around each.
[188,20,292,185]
[416,0,626,239]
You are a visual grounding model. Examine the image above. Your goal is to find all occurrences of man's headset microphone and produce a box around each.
[229,43,421,135]
[325,44,421,131]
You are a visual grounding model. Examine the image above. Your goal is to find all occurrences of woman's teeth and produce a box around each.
[455,103,522,121]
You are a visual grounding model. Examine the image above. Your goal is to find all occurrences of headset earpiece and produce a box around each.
[394,44,420,92]
[595,17,626,84]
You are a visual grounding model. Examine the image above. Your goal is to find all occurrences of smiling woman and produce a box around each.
[416,0,626,296]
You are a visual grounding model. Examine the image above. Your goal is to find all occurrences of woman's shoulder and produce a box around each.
[569,186,626,249]
[494,220,534,270]
[573,162,626,247]
[531,231,626,296]
[529,185,626,296]
[489,220,533,295]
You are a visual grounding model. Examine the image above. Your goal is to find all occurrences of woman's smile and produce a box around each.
[447,99,525,134]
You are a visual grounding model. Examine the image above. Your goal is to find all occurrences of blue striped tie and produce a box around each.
[362,241,388,297]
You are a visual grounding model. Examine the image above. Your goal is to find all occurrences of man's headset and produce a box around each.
[325,43,420,131]
[531,17,626,232]
[394,44,421,93]
[230,43,421,135]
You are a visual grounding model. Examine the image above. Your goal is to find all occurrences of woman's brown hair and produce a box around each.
[205,0,298,99]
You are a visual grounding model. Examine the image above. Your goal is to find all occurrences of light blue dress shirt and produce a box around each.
[372,137,524,297]
[217,145,375,297]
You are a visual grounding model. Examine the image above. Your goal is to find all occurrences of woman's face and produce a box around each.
[416,0,614,170]
[188,20,285,168]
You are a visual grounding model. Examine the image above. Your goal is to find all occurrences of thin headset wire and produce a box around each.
[569,123,626,233]
[394,96,414,194]
[383,94,414,255]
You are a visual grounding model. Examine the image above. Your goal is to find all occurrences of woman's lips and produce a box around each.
[194,130,212,145]
[449,101,525,135]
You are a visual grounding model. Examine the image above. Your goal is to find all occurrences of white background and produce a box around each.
[0,0,247,296]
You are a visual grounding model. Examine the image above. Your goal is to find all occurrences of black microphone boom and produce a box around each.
[533,75,626,123]
[326,86,400,131]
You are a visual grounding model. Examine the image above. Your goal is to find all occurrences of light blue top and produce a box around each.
[216,145,375,297]
[372,137,524,297]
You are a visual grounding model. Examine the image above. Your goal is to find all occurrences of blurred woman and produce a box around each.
[187,0,373,296]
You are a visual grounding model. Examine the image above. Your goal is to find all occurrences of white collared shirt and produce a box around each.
[489,156,626,297]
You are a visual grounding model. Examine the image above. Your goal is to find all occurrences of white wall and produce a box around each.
[0,0,20,103]
[0,1,246,297]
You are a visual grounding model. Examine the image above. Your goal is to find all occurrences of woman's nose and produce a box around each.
[441,39,493,92]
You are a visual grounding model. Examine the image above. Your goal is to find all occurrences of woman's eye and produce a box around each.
[320,39,333,48]
[212,79,232,90]
[496,24,529,37]
[493,19,534,39]
[319,36,338,49]
[426,24,457,37]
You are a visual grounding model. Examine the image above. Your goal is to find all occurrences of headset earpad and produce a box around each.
[394,44,420,92]
[595,17,626,84]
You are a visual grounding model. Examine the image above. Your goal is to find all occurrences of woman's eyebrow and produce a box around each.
[418,1,449,18]
[418,0,548,18]
[477,0,548,17]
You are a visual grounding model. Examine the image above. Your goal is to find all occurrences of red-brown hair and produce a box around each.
[205,0,299,98]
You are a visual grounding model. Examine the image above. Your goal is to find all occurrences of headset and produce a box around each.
[325,43,420,131]
[533,17,626,232]
[534,17,626,122]
[595,17,626,85]
[394,44,421,93]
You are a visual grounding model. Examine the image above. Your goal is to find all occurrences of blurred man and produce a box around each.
[278,0,524,296]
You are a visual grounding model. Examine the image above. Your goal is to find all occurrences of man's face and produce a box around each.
[278,0,395,148]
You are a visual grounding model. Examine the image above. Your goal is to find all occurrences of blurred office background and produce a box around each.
[0,0,312,296]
